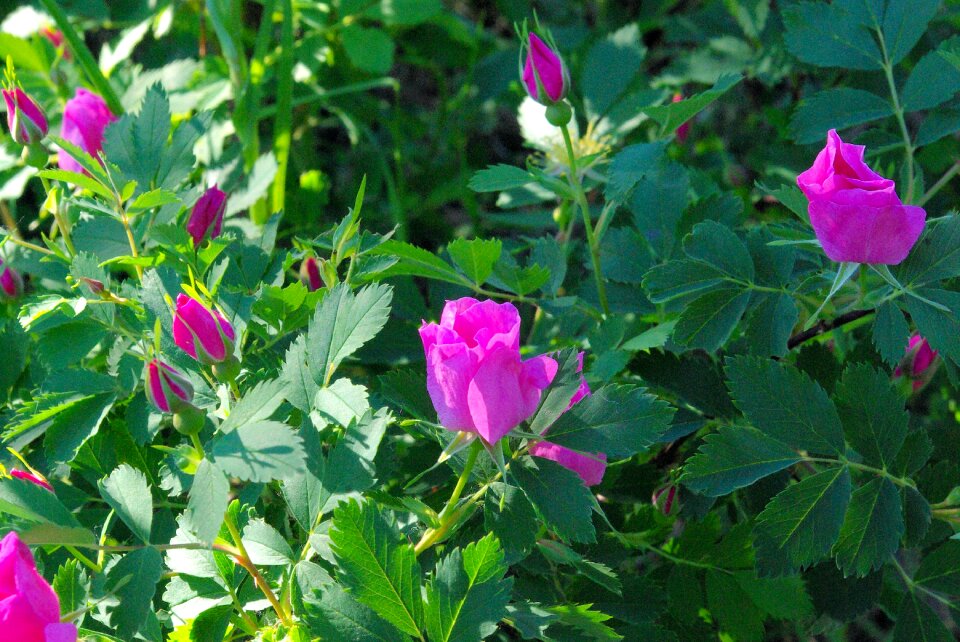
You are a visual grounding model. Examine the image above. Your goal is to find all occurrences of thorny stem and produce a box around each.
[224,516,293,627]
[787,309,874,350]
[560,122,609,315]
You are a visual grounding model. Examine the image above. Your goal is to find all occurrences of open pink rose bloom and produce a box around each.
[797,129,925,265]
[421,298,605,485]
[0,532,77,642]
[58,88,115,175]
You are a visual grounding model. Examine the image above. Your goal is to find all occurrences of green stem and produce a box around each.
[270,0,294,218]
[65,545,102,573]
[559,122,609,315]
[804,457,916,489]
[633,541,733,574]
[190,432,204,455]
[414,439,482,556]
[918,161,960,207]
[37,0,123,115]
[878,29,914,203]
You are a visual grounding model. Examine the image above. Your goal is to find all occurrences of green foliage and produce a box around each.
[99,464,154,543]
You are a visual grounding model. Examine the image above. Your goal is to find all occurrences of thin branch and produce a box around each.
[787,308,873,350]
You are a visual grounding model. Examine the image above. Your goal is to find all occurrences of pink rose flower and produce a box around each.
[300,256,322,291]
[3,87,48,145]
[419,298,558,444]
[0,531,77,642]
[529,353,607,486]
[796,129,925,265]
[9,470,53,492]
[895,334,938,391]
[186,186,227,248]
[144,359,196,413]
[0,258,23,299]
[522,32,569,105]
[58,88,115,175]
[173,294,236,365]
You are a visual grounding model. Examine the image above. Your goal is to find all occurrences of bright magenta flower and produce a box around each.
[3,88,47,145]
[419,298,557,444]
[522,32,569,105]
[173,294,236,365]
[186,186,227,248]
[895,334,939,391]
[0,531,77,642]
[529,353,607,486]
[0,258,22,299]
[797,129,925,265]
[300,256,322,291]
[144,359,195,413]
[58,88,115,175]
[9,470,53,492]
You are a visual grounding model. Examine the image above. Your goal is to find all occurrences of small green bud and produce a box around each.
[544,101,572,127]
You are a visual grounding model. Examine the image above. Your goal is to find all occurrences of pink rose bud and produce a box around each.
[0,258,23,299]
[59,88,116,175]
[10,469,54,492]
[652,484,679,516]
[40,27,70,59]
[673,93,690,144]
[0,532,78,642]
[894,334,939,391]
[173,294,236,365]
[419,297,558,444]
[522,32,570,105]
[300,256,322,291]
[529,352,607,486]
[79,277,104,295]
[144,358,196,413]
[186,186,227,248]
[3,87,48,145]
[797,129,925,265]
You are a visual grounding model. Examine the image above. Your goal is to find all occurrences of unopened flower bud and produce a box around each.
[300,256,323,291]
[173,294,236,365]
[895,334,939,392]
[652,484,679,516]
[10,469,53,492]
[521,32,570,106]
[186,185,227,248]
[0,259,23,299]
[145,358,196,414]
[2,87,48,145]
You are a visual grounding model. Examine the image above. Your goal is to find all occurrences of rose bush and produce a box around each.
[0,1,958,641]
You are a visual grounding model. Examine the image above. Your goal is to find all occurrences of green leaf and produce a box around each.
[53,559,88,616]
[512,457,596,544]
[0,475,86,530]
[582,24,646,117]
[706,571,764,642]
[834,364,908,469]
[873,302,910,366]
[484,483,538,562]
[733,571,814,620]
[783,2,882,69]
[914,541,960,594]
[537,539,621,595]
[329,499,424,637]
[604,141,669,204]
[753,467,852,576]
[682,425,801,497]
[370,0,442,25]
[38,169,115,201]
[902,37,960,111]
[102,84,171,194]
[902,486,932,547]
[282,335,319,414]
[895,216,960,287]
[543,384,675,458]
[219,377,287,433]
[833,477,904,576]
[209,420,306,483]
[186,459,230,545]
[544,603,622,640]
[43,392,117,463]
[424,534,513,642]
[488,251,551,296]
[243,519,295,565]
[127,188,180,212]
[726,356,845,456]
[191,605,232,642]
[314,378,370,428]
[307,283,393,386]
[892,591,954,642]
[683,220,755,281]
[880,0,942,65]
[378,369,434,420]
[282,421,326,533]
[225,153,278,215]
[526,349,583,437]
[447,238,502,285]
[788,89,892,144]
[99,464,153,543]
[744,293,798,358]
[49,136,110,183]
[318,409,390,514]
[468,165,534,193]
[904,289,960,364]
[305,583,406,642]
[756,181,809,220]
[917,107,960,146]
[341,25,394,74]
[672,288,752,352]
[369,240,466,285]
[104,547,164,639]
[642,74,742,133]
[621,321,677,352]
[642,260,724,303]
